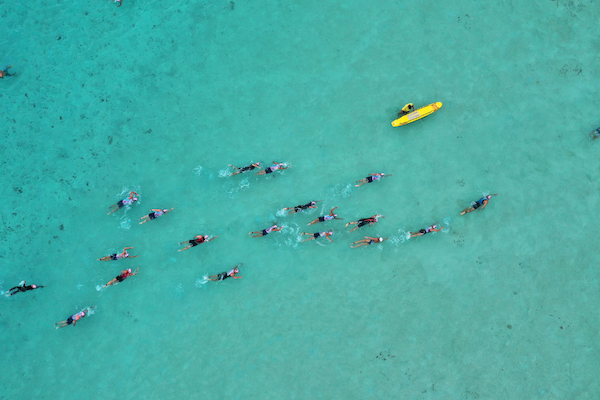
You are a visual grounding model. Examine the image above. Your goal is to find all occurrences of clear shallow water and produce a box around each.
[1,0,599,398]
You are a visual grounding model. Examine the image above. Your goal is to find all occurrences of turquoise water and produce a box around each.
[2,0,600,398]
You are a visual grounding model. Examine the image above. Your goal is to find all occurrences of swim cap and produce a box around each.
[378,237,383,242]
[32,285,37,288]
[381,173,385,176]
[79,312,85,317]
[133,198,138,201]
[328,231,333,235]
[311,201,316,205]
[432,225,437,229]
[204,235,209,239]
[128,269,132,273]
[163,209,168,212]
[487,195,492,199]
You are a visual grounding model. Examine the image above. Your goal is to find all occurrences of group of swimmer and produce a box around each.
[6,155,499,330]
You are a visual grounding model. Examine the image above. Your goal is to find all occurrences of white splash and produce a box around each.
[218,168,230,178]
[119,217,131,230]
[193,165,204,176]
[195,276,209,288]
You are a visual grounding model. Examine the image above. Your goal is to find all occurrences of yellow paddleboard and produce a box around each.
[391,102,443,127]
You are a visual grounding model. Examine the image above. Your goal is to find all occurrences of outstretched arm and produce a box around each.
[207,235,218,242]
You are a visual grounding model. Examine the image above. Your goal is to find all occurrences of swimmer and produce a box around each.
[229,162,260,176]
[307,207,343,225]
[5,281,44,297]
[284,201,320,215]
[178,235,217,251]
[249,224,283,237]
[355,173,391,187]
[209,264,242,281]
[107,191,139,215]
[55,307,95,329]
[589,127,600,140]
[410,224,442,238]
[255,161,291,176]
[0,65,14,79]
[97,246,138,261]
[139,208,174,224]
[345,215,384,232]
[460,194,498,216]
[398,103,414,116]
[301,230,333,242]
[103,268,139,288]
[350,236,388,248]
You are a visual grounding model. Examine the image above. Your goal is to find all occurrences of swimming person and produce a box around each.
[139,208,174,224]
[229,162,260,176]
[301,230,333,242]
[0,65,14,79]
[307,207,342,225]
[178,235,217,251]
[589,127,600,140]
[410,224,442,238]
[460,194,498,216]
[346,215,384,232]
[55,307,95,330]
[255,162,291,176]
[399,103,414,116]
[107,191,139,215]
[284,201,320,215]
[103,268,139,288]
[355,173,391,187]
[350,236,388,248]
[249,224,283,237]
[5,281,44,297]
[97,246,139,261]
[208,264,242,281]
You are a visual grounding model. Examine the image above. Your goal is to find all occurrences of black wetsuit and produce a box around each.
[7,285,44,296]
[357,218,375,228]
[217,272,230,281]
[189,237,205,247]
[294,202,314,212]
[239,165,257,173]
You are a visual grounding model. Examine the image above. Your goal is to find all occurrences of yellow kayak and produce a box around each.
[391,102,443,127]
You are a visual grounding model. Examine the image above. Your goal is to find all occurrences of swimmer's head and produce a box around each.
[32,285,37,288]
[486,195,492,199]
[432,225,437,229]
[378,237,383,242]
[128,269,132,273]
[163,209,168,212]
[234,268,239,273]
[204,235,209,239]
[79,311,86,317]
[133,198,138,201]
[381,173,385,176]
[328,231,333,235]
[311,201,316,205]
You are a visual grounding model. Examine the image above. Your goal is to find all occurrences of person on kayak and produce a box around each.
[399,103,414,116]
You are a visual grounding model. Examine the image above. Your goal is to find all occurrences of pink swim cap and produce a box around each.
[128,268,132,273]
[133,198,138,201]
[32,285,37,288]
[487,195,492,199]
